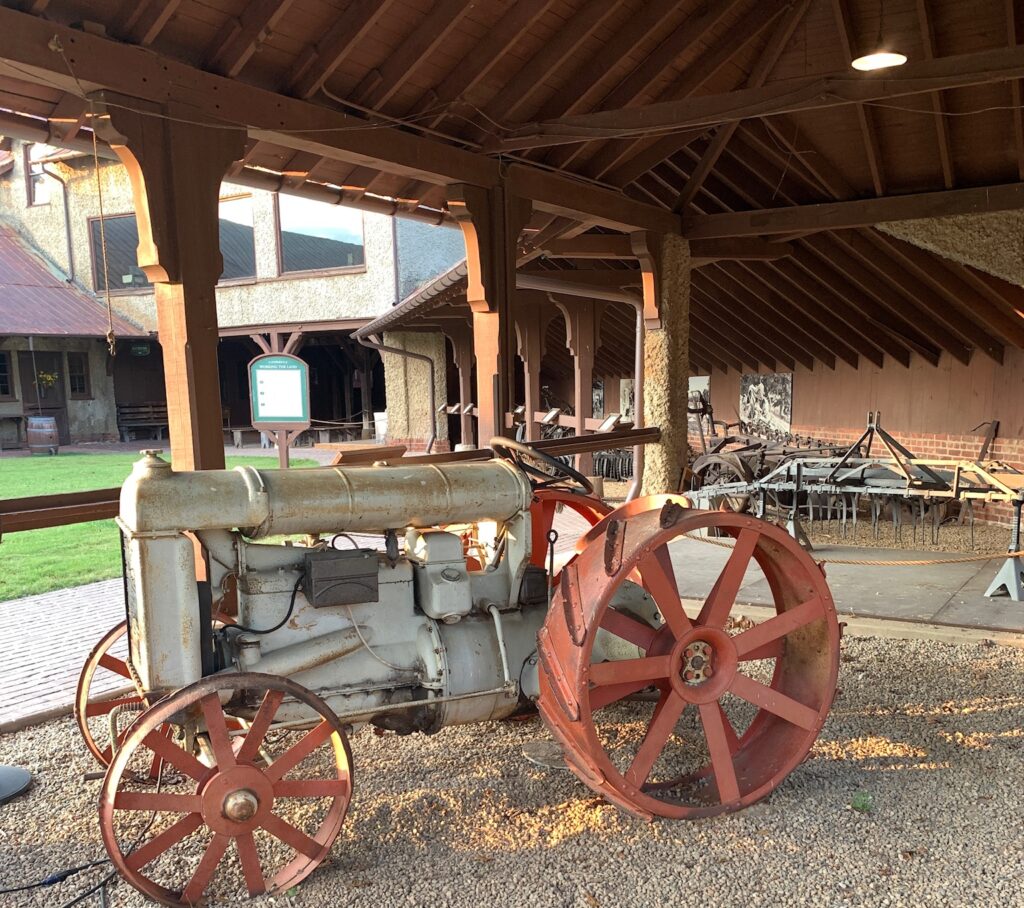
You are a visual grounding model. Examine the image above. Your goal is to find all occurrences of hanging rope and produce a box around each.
[89,103,116,358]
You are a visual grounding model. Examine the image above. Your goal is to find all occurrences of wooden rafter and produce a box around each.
[1007,0,1024,179]
[529,0,688,126]
[914,0,955,189]
[751,120,857,201]
[733,260,871,367]
[285,0,397,100]
[475,0,620,132]
[681,181,1024,238]
[569,0,780,179]
[350,0,473,112]
[690,289,777,371]
[835,231,995,365]
[672,0,811,212]
[118,0,181,47]
[206,0,297,79]
[830,0,884,195]
[406,0,557,129]
[872,233,1024,351]
[498,44,1024,150]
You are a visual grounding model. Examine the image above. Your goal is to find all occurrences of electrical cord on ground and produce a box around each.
[228,572,304,635]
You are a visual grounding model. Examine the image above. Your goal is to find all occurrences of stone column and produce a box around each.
[632,232,690,495]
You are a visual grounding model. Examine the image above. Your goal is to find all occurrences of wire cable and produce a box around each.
[228,572,304,635]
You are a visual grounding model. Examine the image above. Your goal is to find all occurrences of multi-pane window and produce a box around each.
[89,196,257,292]
[23,143,50,206]
[277,195,365,274]
[0,352,13,399]
[67,352,90,399]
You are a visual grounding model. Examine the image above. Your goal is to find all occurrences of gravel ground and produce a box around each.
[1,636,1022,908]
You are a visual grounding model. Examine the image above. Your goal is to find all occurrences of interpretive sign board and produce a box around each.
[248,353,310,468]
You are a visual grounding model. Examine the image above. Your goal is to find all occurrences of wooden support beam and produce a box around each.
[681,182,1024,238]
[915,0,955,189]
[206,0,297,78]
[513,302,549,442]
[285,0,397,99]
[97,101,246,470]
[0,8,681,235]
[351,0,473,111]
[553,298,600,471]
[533,235,791,263]
[830,0,884,195]
[449,185,531,442]
[499,43,1024,150]
[443,321,477,446]
[672,0,811,212]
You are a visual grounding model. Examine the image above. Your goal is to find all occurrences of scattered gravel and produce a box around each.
[1,636,1022,908]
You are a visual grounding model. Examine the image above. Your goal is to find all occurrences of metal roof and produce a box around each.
[0,226,145,338]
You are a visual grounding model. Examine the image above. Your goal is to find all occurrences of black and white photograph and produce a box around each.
[739,373,792,436]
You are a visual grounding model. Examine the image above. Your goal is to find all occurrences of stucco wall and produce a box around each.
[878,212,1024,287]
[395,219,465,300]
[380,331,448,448]
[0,143,401,332]
[0,336,117,443]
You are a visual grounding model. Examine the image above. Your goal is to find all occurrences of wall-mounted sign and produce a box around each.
[130,342,151,357]
[249,353,310,430]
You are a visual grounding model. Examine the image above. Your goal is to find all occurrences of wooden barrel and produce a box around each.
[26,415,59,455]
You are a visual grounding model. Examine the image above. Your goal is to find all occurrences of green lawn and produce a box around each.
[0,452,316,601]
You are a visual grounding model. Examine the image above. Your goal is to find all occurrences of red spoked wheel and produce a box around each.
[529,488,612,569]
[537,499,839,819]
[75,622,156,771]
[76,616,235,774]
[100,673,353,906]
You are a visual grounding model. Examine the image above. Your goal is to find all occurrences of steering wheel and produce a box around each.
[490,437,594,495]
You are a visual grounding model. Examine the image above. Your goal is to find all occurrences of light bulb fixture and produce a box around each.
[851,51,907,71]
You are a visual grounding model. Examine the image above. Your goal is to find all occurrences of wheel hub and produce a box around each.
[222,788,259,822]
[682,641,714,685]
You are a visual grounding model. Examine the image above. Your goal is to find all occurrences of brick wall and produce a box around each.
[789,423,1021,526]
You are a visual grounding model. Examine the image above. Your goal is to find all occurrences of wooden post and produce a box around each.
[444,322,475,447]
[631,231,691,494]
[448,184,531,444]
[554,298,601,475]
[513,297,548,442]
[97,98,245,471]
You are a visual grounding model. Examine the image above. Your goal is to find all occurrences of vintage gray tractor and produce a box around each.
[76,441,838,906]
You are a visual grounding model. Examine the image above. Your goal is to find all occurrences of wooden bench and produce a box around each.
[116,402,168,442]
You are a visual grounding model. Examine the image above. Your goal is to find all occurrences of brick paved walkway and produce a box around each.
[0,578,126,732]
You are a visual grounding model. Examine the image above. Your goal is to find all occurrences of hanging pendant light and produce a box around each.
[850,1,907,71]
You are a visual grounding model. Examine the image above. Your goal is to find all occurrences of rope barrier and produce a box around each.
[681,533,1024,566]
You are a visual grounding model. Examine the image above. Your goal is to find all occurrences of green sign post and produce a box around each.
[248,353,310,468]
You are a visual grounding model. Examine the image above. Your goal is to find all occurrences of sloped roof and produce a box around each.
[0,226,145,337]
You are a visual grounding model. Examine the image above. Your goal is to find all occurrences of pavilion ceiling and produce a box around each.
[1,0,1023,373]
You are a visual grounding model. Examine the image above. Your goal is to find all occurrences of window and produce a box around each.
[23,143,51,206]
[89,196,257,292]
[277,195,365,275]
[67,352,91,399]
[0,352,13,399]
